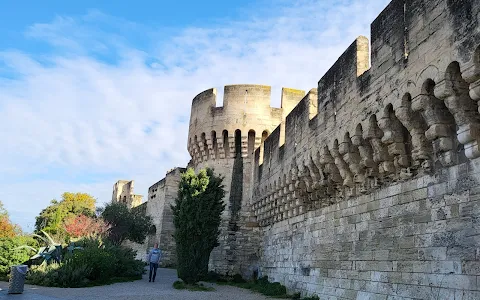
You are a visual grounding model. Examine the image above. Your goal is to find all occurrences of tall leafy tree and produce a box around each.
[101,202,153,246]
[35,192,97,235]
[172,168,226,284]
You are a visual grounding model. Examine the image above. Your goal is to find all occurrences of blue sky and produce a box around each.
[0,0,390,232]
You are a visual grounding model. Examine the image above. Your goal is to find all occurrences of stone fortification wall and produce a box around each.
[146,178,166,252]
[122,168,183,267]
[253,0,480,298]
[188,85,305,278]
[144,168,184,267]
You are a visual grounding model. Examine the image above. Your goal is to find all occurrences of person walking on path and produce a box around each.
[147,243,162,282]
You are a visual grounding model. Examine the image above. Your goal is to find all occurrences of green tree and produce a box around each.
[35,192,97,235]
[101,202,153,246]
[172,168,226,284]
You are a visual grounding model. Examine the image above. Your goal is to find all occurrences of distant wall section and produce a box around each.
[112,180,143,209]
[144,168,184,267]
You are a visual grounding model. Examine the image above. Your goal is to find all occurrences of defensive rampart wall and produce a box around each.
[253,0,480,298]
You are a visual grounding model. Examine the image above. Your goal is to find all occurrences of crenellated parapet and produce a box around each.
[187,84,305,166]
[252,0,480,227]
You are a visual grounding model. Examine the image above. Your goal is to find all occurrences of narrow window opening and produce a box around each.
[212,131,218,159]
[223,130,229,158]
[248,130,256,157]
[235,129,242,157]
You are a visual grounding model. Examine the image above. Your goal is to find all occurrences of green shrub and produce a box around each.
[68,245,116,281]
[251,278,287,297]
[71,237,144,279]
[108,245,144,277]
[206,274,290,298]
[0,236,37,278]
[26,237,143,287]
[27,262,91,288]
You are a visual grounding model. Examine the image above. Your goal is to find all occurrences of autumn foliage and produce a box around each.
[63,214,110,238]
[0,216,18,238]
[0,201,19,238]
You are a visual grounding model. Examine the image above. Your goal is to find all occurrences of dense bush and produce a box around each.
[0,236,38,279]
[26,237,144,287]
[172,168,226,284]
[26,262,91,288]
[67,245,116,281]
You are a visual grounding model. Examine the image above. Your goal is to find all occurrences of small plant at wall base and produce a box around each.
[172,280,215,291]
[171,168,226,284]
[203,272,319,299]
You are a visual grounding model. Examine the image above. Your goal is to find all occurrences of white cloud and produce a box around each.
[0,0,390,230]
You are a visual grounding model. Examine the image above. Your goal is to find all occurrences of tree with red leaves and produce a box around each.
[63,214,110,239]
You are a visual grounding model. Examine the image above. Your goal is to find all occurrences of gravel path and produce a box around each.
[0,268,281,300]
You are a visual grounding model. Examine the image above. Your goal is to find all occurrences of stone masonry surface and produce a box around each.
[251,0,480,298]
[122,168,184,267]
[114,0,480,298]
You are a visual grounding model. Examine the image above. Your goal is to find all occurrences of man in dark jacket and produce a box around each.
[147,243,162,282]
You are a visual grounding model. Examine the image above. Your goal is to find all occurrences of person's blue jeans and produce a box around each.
[149,262,158,282]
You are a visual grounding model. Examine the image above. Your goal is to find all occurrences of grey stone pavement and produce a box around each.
[0,268,281,300]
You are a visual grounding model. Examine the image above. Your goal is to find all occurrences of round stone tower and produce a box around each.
[187,84,305,277]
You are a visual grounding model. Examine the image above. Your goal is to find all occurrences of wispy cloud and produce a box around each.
[0,0,390,230]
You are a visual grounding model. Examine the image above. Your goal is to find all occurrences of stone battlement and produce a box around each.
[253,0,480,225]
